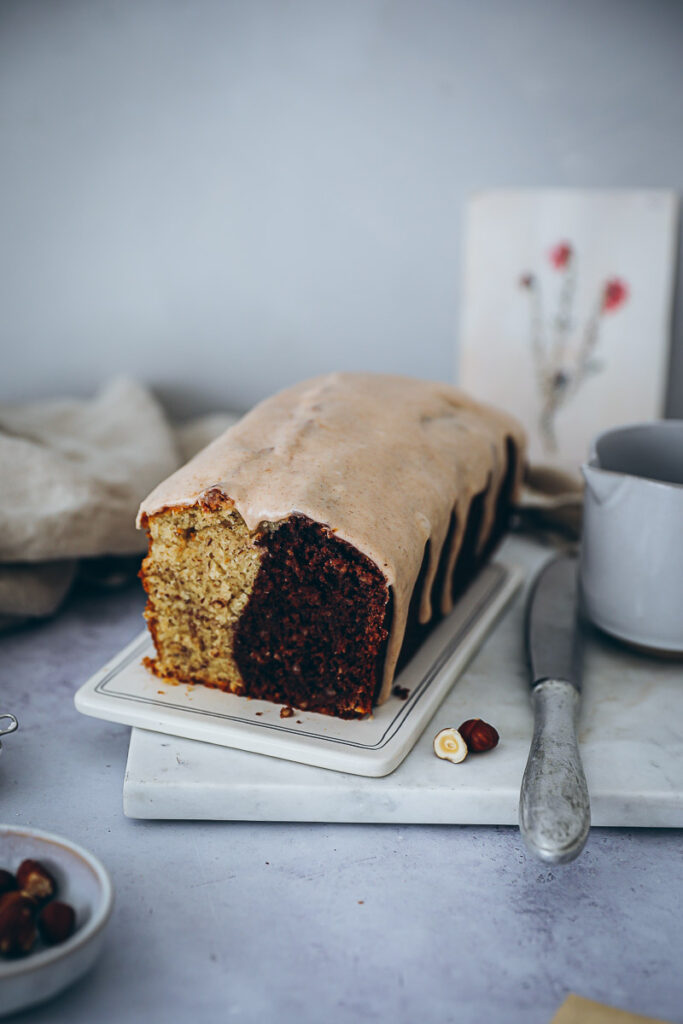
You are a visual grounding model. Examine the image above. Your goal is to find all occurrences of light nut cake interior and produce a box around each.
[142,499,260,695]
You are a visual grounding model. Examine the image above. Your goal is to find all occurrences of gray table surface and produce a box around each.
[1,576,682,1024]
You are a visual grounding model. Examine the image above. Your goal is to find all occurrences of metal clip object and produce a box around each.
[0,713,18,753]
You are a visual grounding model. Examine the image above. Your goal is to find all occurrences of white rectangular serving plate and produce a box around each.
[75,562,523,778]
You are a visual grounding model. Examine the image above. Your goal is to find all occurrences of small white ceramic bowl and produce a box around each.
[0,825,114,1018]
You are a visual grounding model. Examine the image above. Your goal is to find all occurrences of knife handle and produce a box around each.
[519,679,590,864]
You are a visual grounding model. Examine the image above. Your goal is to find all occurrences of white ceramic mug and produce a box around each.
[579,420,683,653]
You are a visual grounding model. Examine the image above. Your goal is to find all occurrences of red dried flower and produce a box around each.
[549,242,572,269]
[602,278,629,313]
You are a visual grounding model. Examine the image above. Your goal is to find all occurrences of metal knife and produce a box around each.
[518,554,590,864]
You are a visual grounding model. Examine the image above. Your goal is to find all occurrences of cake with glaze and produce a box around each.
[137,373,525,718]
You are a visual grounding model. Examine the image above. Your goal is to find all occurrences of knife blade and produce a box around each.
[518,554,590,864]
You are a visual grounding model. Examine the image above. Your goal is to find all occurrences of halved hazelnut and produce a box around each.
[433,727,468,763]
[16,859,56,904]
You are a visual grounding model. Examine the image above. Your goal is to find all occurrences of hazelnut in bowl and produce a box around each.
[0,824,114,1018]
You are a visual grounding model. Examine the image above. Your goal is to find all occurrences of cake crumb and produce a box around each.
[280,706,294,719]
[358,900,364,905]
[392,685,410,700]
[296,719,302,724]
[255,711,263,716]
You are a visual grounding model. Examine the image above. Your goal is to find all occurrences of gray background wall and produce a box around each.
[1,0,682,418]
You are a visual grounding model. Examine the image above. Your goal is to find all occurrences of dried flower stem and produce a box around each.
[550,254,576,367]
[520,244,628,456]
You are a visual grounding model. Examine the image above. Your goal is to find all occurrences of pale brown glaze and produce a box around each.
[138,374,525,702]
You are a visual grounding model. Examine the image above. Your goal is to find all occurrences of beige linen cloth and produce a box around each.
[0,378,237,629]
[517,463,584,543]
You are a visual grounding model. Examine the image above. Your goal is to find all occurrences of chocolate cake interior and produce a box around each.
[233,515,390,718]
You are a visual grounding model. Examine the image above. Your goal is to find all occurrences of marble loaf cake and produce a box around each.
[137,374,525,718]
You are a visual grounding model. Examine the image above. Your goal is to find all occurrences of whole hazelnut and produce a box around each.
[0,870,17,897]
[15,859,56,905]
[37,902,76,946]
[458,718,499,753]
[0,892,36,957]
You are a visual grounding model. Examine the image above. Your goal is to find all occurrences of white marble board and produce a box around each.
[122,537,683,825]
